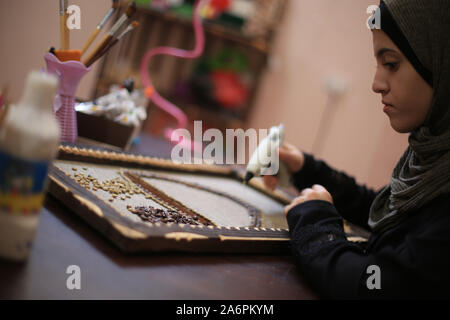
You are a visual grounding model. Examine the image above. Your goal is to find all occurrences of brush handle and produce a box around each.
[81,28,101,56]
[60,15,66,50]
[83,34,112,67]
[64,12,70,50]
[87,38,118,68]
[85,23,138,67]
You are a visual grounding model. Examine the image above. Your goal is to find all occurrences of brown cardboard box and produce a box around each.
[76,111,141,150]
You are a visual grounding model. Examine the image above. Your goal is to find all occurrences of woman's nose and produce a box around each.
[372,69,389,94]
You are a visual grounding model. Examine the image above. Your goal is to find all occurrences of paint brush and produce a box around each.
[81,0,120,56]
[86,21,139,67]
[83,2,137,67]
[64,0,70,49]
[60,0,70,50]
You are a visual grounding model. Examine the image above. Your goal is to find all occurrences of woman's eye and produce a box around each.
[384,62,398,70]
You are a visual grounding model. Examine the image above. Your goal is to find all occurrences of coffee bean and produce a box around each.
[126,205,213,227]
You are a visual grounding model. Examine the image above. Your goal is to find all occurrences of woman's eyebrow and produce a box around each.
[376,48,399,58]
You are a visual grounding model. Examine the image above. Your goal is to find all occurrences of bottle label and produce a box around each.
[0,150,50,215]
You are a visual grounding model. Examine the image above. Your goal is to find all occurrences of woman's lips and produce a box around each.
[383,102,394,114]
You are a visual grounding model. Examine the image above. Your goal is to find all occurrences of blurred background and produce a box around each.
[0,0,408,190]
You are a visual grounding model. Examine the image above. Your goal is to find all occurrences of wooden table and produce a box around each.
[0,133,318,300]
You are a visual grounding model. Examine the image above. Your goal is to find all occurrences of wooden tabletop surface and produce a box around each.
[0,133,318,300]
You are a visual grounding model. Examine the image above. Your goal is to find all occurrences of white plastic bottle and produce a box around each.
[0,71,60,261]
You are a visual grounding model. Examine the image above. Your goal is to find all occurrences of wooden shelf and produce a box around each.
[94,1,287,137]
[136,5,271,54]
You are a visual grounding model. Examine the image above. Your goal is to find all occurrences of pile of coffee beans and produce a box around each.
[69,168,145,203]
[127,205,212,226]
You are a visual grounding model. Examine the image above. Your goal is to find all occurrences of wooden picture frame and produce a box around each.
[48,145,294,254]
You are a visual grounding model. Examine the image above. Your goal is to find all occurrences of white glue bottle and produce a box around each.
[0,71,60,261]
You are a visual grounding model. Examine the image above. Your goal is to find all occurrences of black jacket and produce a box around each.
[287,153,450,299]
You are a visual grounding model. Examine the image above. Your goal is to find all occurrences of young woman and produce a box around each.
[264,0,450,299]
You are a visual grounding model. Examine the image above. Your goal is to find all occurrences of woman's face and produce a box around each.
[371,29,433,133]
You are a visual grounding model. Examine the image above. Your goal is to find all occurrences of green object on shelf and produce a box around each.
[170,4,194,19]
[135,0,152,6]
[207,49,249,73]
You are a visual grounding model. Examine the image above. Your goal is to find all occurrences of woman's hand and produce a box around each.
[263,142,305,191]
[283,184,333,216]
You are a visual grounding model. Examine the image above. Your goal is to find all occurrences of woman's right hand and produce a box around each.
[263,142,305,191]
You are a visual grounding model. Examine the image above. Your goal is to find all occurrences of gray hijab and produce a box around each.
[368,0,450,232]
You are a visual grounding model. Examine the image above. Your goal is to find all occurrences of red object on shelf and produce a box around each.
[211,0,231,11]
[210,71,249,109]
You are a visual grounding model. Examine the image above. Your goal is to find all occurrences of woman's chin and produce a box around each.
[389,119,413,134]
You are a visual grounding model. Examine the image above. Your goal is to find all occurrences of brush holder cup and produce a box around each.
[44,53,91,143]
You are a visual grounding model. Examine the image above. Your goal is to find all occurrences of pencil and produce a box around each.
[83,2,137,67]
[80,0,120,56]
